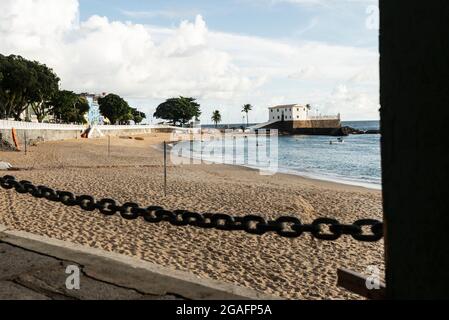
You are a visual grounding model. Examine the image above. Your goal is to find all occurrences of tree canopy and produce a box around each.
[97,94,146,125]
[242,104,252,127]
[0,54,147,125]
[28,60,60,122]
[51,90,89,124]
[0,54,60,121]
[98,94,130,125]
[131,108,146,124]
[211,110,222,128]
[153,96,201,126]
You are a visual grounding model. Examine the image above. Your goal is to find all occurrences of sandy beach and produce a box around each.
[0,133,384,299]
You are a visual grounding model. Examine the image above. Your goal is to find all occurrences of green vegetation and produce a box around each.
[211,110,222,128]
[153,96,201,126]
[98,94,129,125]
[0,54,146,125]
[131,108,146,124]
[242,104,252,127]
[51,90,89,124]
[0,54,59,121]
[97,94,147,125]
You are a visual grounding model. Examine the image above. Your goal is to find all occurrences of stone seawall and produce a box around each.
[259,119,344,136]
[292,119,341,129]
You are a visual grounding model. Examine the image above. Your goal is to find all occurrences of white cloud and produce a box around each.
[317,84,379,120]
[0,0,379,122]
[121,9,199,20]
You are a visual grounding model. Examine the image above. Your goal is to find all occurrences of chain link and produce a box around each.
[0,175,383,242]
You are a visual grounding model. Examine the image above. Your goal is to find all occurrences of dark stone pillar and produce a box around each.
[380,1,449,298]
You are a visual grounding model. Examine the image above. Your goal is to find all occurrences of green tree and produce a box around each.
[153,96,201,126]
[28,60,60,122]
[51,90,89,124]
[98,94,131,125]
[242,104,252,127]
[0,54,45,120]
[131,108,146,124]
[0,66,4,116]
[211,110,222,128]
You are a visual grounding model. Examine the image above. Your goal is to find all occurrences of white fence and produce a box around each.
[0,119,199,133]
[94,124,199,133]
[307,115,340,121]
[0,120,86,131]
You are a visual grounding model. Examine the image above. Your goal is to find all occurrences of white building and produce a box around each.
[269,104,310,122]
[268,104,340,122]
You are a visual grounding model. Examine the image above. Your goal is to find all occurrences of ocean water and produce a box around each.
[184,121,381,189]
[275,129,381,189]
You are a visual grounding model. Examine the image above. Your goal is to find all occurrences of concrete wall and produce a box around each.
[88,127,153,138]
[0,120,194,149]
[0,128,83,150]
[0,127,180,149]
[92,127,177,137]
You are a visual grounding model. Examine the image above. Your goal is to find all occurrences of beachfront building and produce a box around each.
[81,93,107,125]
[254,104,343,135]
[268,104,340,122]
[269,104,309,121]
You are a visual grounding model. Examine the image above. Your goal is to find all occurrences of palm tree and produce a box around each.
[242,104,252,127]
[211,110,222,128]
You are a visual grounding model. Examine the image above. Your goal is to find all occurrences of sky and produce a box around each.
[0,0,379,123]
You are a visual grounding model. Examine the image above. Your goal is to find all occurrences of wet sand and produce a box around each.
[0,133,384,299]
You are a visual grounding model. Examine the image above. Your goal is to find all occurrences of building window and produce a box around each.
[271,109,273,112]
[278,116,280,119]
[297,116,299,119]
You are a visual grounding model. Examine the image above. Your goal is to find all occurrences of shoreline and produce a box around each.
[161,140,382,193]
[0,134,384,299]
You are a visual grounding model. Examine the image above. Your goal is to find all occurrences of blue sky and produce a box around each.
[79,0,377,47]
[1,0,379,123]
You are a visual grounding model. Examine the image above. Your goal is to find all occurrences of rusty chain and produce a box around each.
[0,175,383,242]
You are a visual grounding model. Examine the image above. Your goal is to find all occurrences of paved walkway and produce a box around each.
[0,226,274,300]
[0,242,180,300]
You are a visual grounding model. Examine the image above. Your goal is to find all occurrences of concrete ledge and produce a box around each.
[0,226,277,300]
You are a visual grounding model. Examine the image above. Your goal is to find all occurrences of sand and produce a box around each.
[0,133,384,300]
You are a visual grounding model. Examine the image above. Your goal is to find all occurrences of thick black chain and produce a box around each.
[0,175,383,242]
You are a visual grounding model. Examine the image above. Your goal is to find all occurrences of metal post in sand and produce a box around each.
[164,141,167,197]
[24,131,27,155]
